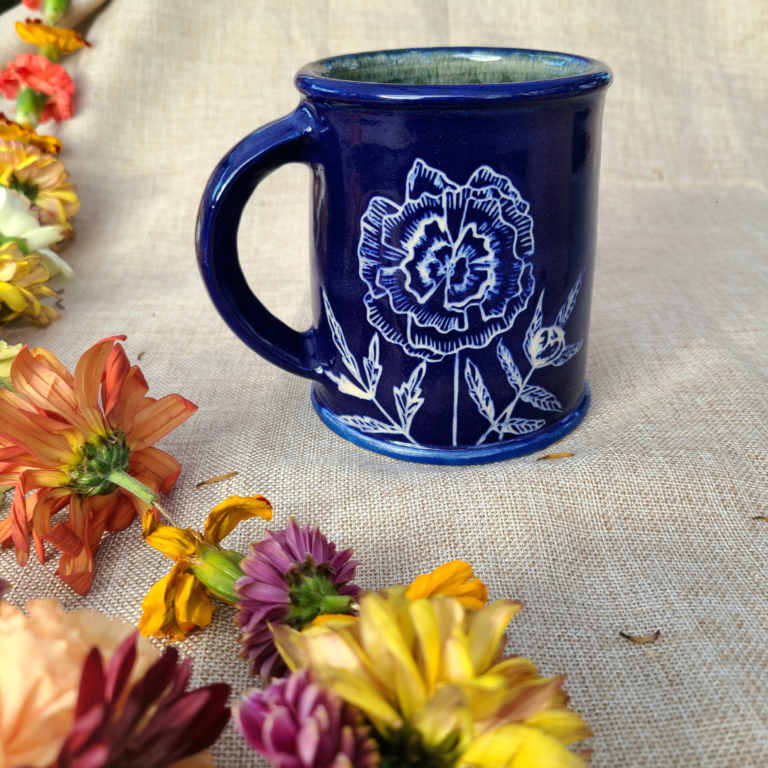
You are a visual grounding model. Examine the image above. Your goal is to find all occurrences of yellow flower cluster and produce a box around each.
[0,240,60,326]
[0,139,79,229]
[275,588,592,768]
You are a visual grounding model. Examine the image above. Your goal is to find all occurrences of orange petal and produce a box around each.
[114,366,149,433]
[74,337,125,440]
[55,496,94,595]
[9,345,86,434]
[105,493,138,532]
[0,390,81,466]
[10,473,30,566]
[101,342,130,428]
[29,346,75,386]
[126,394,198,449]
[406,560,489,609]
[130,446,181,495]
[86,493,118,552]
[203,495,273,545]
[175,569,216,631]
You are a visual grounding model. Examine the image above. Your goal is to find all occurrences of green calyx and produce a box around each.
[189,544,244,605]
[376,727,461,768]
[285,556,354,629]
[9,176,40,204]
[15,88,49,127]
[67,432,131,497]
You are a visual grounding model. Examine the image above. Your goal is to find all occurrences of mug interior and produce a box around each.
[316,49,593,85]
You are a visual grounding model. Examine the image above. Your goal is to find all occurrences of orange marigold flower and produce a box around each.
[405,559,489,609]
[0,113,62,155]
[16,20,91,60]
[0,336,197,595]
[0,140,79,228]
[139,495,273,642]
[0,53,75,124]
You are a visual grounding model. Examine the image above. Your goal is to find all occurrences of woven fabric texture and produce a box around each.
[1,0,767,766]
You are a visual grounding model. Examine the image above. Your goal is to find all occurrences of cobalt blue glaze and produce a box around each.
[196,47,612,465]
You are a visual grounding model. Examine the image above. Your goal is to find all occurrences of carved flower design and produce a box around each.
[357,159,535,361]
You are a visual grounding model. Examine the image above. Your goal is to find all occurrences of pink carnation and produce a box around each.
[0,54,75,123]
[22,0,42,9]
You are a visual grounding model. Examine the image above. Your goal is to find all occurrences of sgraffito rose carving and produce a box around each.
[357,159,535,362]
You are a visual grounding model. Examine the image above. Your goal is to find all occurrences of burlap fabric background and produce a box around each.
[1,0,767,765]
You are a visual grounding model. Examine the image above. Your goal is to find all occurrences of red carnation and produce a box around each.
[0,53,75,123]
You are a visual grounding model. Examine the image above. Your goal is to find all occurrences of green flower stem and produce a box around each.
[15,88,49,127]
[44,0,69,25]
[106,469,178,526]
[107,469,157,505]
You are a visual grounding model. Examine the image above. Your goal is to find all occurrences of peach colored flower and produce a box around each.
[0,54,75,124]
[0,140,79,228]
[0,598,155,767]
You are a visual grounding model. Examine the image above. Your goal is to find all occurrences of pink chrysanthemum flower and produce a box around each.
[234,518,360,680]
[235,669,379,768]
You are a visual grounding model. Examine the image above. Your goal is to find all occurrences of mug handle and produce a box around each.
[196,105,324,381]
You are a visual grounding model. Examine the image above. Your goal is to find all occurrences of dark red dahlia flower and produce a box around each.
[53,634,230,767]
[234,518,360,679]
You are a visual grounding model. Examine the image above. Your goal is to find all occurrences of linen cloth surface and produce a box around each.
[1,0,767,765]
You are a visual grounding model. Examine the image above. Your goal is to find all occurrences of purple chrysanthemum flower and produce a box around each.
[235,669,379,768]
[234,518,360,679]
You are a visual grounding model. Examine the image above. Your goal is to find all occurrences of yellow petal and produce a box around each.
[142,513,196,559]
[461,724,588,768]
[0,281,27,312]
[407,560,489,610]
[524,708,593,745]
[138,563,189,641]
[467,600,523,674]
[411,683,466,748]
[174,569,215,631]
[408,598,440,693]
[271,622,309,673]
[203,494,272,544]
[309,614,360,628]
[15,20,89,55]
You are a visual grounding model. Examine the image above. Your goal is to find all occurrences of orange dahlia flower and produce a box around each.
[0,140,79,228]
[0,336,197,594]
[0,53,75,124]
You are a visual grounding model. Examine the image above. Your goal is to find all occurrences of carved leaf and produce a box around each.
[521,385,562,412]
[363,333,382,396]
[550,341,583,367]
[393,361,427,433]
[464,358,495,423]
[323,290,362,384]
[339,415,403,435]
[524,291,545,365]
[496,339,522,393]
[497,417,546,436]
[337,374,374,400]
[555,271,584,329]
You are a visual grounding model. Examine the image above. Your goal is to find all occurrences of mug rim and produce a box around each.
[295,46,612,107]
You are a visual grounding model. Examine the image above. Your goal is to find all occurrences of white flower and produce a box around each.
[0,188,73,278]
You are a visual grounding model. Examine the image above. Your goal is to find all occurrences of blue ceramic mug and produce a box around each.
[197,47,612,465]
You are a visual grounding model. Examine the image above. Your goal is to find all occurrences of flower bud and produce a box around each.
[529,325,566,368]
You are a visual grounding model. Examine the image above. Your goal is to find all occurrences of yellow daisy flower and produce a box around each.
[0,140,79,229]
[0,114,62,155]
[274,589,592,768]
[0,241,59,327]
[15,19,90,62]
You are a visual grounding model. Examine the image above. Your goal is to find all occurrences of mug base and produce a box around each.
[311,383,590,466]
